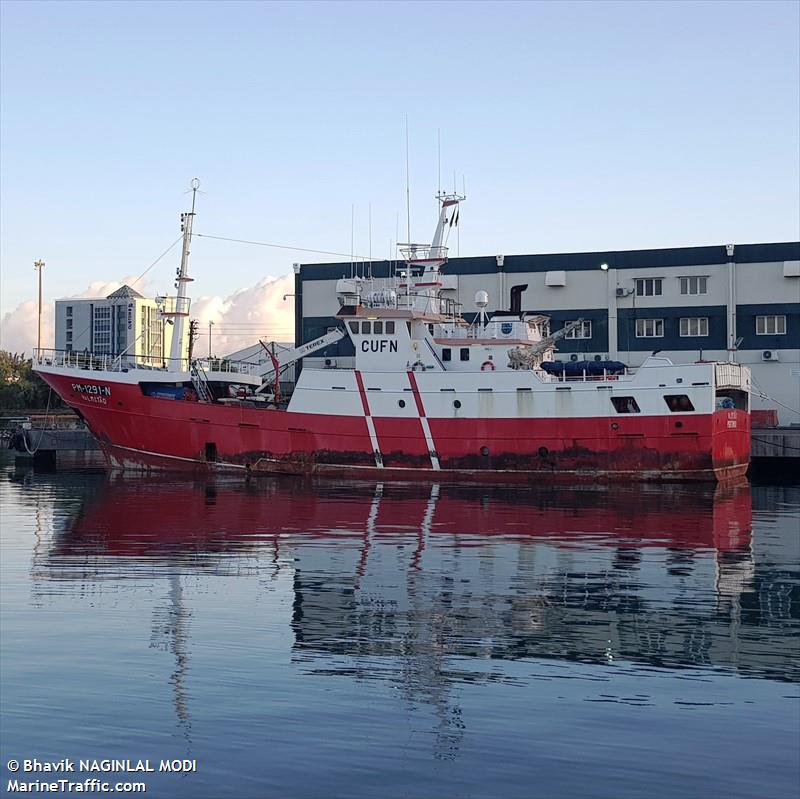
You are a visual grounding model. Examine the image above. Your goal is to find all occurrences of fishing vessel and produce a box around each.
[34,187,751,482]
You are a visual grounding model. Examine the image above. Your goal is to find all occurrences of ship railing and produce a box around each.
[193,357,262,377]
[534,367,635,383]
[399,244,448,263]
[35,348,181,372]
[33,349,259,378]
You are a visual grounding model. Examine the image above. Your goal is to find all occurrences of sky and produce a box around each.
[1,0,798,354]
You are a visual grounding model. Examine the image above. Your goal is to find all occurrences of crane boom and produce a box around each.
[258,327,345,379]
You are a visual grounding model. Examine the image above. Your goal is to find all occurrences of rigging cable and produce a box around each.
[195,233,373,261]
[131,235,184,288]
[751,379,800,416]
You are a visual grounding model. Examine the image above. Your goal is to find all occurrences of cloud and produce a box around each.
[0,273,296,358]
[0,275,149,356]
[192,273,295,356]
[0,300,54,357]
[72,276,150,300]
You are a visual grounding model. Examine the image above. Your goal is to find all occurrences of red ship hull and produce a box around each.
[38,370,751,482]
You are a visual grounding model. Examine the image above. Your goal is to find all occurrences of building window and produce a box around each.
[635,278,663,297]
[373,321,383,334]
[460,348,470,361]
[664,395,695,412]
[93,306,112,353]
[361,321,371,334]
[611,396,641,414]
[679,317,708,337]
[565,320,592,339]
[635,318,664,338]
[65,344,73,352]
[441,348,452,362]
[756,315,786,335]
[679,276,708,295]
[66,318,73,330]
[66,331,73,342]
[385,322,395,334]
[348,321,359,334]
[66,306,73,317]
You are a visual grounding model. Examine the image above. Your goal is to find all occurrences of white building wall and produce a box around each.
[53,294,188,363]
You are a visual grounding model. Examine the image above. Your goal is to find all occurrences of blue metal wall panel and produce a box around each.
[298,242,800,281]
[616,305,728,353]
[735,303,800,351]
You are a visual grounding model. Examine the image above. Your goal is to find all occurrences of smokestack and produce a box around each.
[510,284,528,316]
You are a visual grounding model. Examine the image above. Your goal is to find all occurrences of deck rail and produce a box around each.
[33,349,261,378]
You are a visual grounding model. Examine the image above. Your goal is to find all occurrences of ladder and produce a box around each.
[190,363,213,403]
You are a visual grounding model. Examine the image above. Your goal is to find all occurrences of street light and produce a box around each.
[34,260,45,357]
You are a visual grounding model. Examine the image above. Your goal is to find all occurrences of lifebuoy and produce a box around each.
[481,360,496,372]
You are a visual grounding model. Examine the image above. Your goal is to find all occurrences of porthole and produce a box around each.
[675,421,683,429]
[453,400,462,409]
[611,422,619,430]
[480,446,490,457]
[538,446,549,458]
[398,399,406,408]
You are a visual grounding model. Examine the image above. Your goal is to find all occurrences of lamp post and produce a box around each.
[34,260,45,357]
[600,262,620,362]
[208,320,214,359]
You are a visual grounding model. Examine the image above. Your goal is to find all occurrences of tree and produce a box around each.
[0,351,61,409]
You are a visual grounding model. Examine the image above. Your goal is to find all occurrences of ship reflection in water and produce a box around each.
[5,469,799,799]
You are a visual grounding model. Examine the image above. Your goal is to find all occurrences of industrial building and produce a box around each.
[293,241,800,424]
[53,285,188,365]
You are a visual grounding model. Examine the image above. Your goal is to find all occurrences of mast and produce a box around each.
[167,179,199,368]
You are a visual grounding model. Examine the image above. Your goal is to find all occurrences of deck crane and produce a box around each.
[256,327,346,398]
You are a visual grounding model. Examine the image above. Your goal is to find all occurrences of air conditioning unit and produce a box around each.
[615,287,626,298]
[761,350,780,362]
[324,358,338,368]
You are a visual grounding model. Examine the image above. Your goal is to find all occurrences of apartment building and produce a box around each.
[53,285,188,365]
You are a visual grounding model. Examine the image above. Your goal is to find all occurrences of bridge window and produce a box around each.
[611,396,641,413]
[348,321,359,334]
[386,322,395,334]
[361,321,371,334]
[460,348,470,361]
[373,321,383,334]
[664,394,694,412]
[442,348,452,361]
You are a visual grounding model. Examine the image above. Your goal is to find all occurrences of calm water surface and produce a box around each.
[1,457,798,798]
